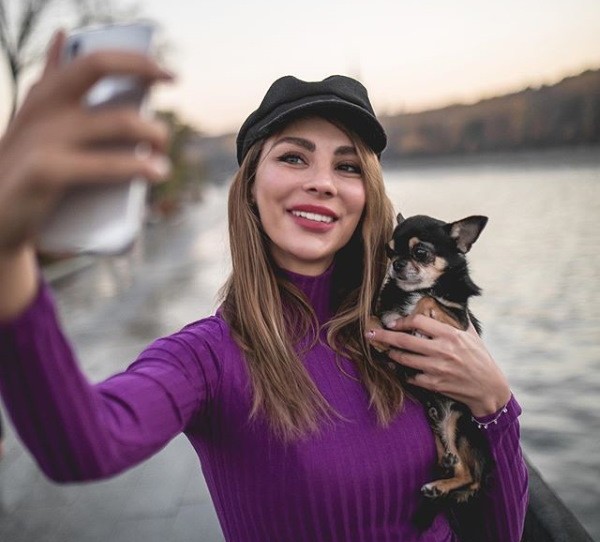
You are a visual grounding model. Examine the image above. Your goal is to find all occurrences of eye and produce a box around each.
[411,244,431,263]
[277,153,305,165]
[337,162,362,175]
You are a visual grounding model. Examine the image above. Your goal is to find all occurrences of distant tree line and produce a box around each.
[189,68,600,182]
[381,69,600,160]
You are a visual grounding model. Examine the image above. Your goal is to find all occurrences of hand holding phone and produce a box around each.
[37,22,160,255]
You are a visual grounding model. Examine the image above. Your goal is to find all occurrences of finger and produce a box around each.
[388,349,429,372]
[366,327,439,357]
[42,30,66,78]
[58,51,174,103]
[405,371,439,393]
[392,313,458,339]
[80,110,170,152]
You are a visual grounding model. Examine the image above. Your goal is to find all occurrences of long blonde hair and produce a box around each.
[220,119,405,440]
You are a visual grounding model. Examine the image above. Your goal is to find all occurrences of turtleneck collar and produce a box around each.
[281,264,334,324]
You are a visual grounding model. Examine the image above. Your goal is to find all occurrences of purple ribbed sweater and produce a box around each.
[0,266,528,541]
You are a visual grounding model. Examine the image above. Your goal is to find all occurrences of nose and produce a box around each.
[304,163,338,198]
[393,259,405,272]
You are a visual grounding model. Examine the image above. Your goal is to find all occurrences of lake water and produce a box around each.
[382,147,600,539]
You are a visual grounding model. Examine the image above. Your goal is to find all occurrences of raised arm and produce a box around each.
[0,31,210,481]
[0,279,222,481]
[0,30,171,321]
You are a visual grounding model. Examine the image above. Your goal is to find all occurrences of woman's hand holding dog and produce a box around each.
[366,314,512,418]
[0,31,173,320]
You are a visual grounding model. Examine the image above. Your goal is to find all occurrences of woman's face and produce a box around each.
[253,117,366,276]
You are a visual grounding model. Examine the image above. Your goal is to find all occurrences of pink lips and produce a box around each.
[288,204,338,232]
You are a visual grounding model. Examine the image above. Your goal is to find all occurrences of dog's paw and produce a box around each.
[451,487,478,504]
[421,482,444,499]
[441,452,458,469]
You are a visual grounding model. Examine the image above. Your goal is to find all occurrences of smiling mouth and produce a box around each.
[290,210,337,224]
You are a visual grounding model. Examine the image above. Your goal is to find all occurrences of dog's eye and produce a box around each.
[412,245,430,263]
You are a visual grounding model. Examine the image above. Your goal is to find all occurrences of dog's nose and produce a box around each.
[393,259,404,272]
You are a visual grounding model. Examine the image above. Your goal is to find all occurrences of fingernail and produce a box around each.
[388,320,396,329]
[365,329,376,339]
[149,155,172,178]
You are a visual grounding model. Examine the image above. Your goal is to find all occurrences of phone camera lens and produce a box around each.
[69,40,81,58]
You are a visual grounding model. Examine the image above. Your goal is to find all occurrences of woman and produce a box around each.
[0,32,528,541]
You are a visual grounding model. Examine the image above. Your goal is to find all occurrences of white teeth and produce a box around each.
[291,210,334,223]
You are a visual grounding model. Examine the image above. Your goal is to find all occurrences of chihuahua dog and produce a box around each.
[371,212,491,526]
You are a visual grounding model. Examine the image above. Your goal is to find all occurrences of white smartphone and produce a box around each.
[37,21,157,256]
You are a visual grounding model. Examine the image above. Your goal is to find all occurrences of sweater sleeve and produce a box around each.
[0,279,222,482]
[451,393,529,542]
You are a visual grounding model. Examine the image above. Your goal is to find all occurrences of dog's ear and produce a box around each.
[445,216,488,253]
[396,212,405,225]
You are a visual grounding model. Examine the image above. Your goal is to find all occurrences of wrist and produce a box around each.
[471,393,514,429]
[469,387,512,418]
[0,245,39,321]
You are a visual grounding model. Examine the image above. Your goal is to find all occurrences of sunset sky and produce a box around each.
[1,0,599,134]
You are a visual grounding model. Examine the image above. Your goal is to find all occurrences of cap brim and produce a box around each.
[239,96,387,164]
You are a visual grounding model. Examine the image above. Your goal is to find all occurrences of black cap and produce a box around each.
[236,75,387,165]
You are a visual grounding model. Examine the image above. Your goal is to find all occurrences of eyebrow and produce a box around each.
[334,145,357,156]
[272,136,357,156]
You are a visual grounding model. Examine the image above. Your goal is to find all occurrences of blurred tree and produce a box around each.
[150,110,206,218]
[0,0,137,120]
[0,0,57,119]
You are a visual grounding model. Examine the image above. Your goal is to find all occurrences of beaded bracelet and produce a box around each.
[471,403,509,429]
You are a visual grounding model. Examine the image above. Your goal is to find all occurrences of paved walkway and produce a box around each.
[0,429,223,542]
[0,191,230,542]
